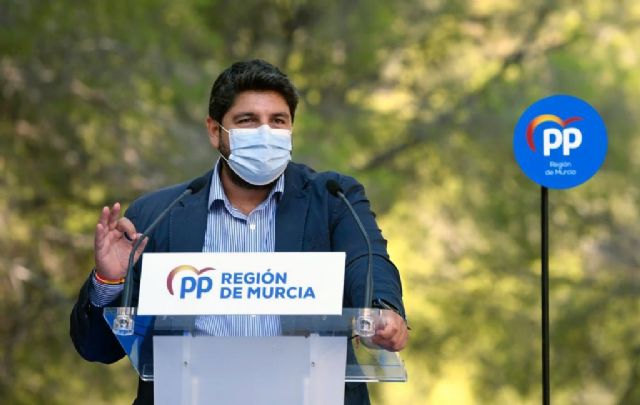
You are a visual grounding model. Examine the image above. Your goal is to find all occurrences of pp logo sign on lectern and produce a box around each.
[166,265,215,299]
[514,95,607,189]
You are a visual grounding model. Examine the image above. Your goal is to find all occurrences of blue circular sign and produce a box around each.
[513,94,607,189]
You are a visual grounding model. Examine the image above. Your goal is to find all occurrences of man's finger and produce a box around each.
[375,324,397,340]
[107,202,121,230]
[95,206,112,250]
[97,206,110,229]
[95,223,107,251]
[115,217,137,237]
[376,311,402,336]
[371,329,407,351]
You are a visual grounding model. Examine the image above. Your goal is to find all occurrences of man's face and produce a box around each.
[207,90,293,156]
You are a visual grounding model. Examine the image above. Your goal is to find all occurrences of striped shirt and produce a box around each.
[196,160,283,336]
[89,160,284,336]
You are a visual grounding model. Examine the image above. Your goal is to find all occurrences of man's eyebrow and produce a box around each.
[231,112,257,118]
[230,111,291,120]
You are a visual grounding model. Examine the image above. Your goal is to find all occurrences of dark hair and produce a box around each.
[208,59,299,123]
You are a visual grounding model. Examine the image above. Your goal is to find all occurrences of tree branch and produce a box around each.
[359,4,561,171]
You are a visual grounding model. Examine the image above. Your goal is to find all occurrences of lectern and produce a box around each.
[103,308,407,405]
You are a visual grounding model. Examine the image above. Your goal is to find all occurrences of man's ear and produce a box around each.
[206,116,220,149]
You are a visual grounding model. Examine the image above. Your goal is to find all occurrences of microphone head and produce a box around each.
[325,179,343,197]
[187,175,208,194]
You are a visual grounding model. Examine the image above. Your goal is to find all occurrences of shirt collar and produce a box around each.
[208,159,285,210]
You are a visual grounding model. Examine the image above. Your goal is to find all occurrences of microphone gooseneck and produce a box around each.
[114,175,208,334]
[325,179,373,309]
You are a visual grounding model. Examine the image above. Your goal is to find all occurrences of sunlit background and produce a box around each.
[1,0,639,403]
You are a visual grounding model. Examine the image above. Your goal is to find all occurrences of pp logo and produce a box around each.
[514,95,607,189]
[166,265,215,299]
[526,114,582,156]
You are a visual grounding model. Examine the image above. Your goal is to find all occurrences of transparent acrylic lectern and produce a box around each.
[104,307,407,405]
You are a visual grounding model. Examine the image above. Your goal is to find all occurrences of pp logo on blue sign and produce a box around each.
[513,95,607,189]
[166,265,215,299]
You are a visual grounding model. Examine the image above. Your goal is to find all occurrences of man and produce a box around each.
[70,59,408,404]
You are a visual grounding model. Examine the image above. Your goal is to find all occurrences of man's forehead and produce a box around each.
[231,90,288,107]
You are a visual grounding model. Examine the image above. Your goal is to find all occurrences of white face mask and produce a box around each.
[219,124,292,185]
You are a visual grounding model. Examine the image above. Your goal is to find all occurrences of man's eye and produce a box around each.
[237,118,253,124]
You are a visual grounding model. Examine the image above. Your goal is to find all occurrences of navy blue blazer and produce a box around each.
[70,161,405,404]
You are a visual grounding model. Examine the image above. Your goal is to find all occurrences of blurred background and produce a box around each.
[1,0,639,403]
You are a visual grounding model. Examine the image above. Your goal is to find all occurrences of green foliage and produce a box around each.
[1,0,639,403]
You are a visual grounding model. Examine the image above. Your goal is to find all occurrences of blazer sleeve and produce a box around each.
[69,201,145,363]
[69,275,125,363]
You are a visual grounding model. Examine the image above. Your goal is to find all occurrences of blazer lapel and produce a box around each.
[169,171,212,252]
[275,165,310,252]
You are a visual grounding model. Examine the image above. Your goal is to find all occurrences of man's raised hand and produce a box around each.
[94,203,147,280]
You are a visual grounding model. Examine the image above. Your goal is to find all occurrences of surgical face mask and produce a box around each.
[219,124,292,186]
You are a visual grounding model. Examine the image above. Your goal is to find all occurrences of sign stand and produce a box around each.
[541,186,550,405]
[514,94,607,405]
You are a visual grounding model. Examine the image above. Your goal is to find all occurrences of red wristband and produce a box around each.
[94,269,125,285]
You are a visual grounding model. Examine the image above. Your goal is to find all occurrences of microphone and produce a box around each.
[325,180,374,329]
[113,175,208,335]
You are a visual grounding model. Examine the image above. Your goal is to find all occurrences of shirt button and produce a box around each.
[249,223,256,231]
